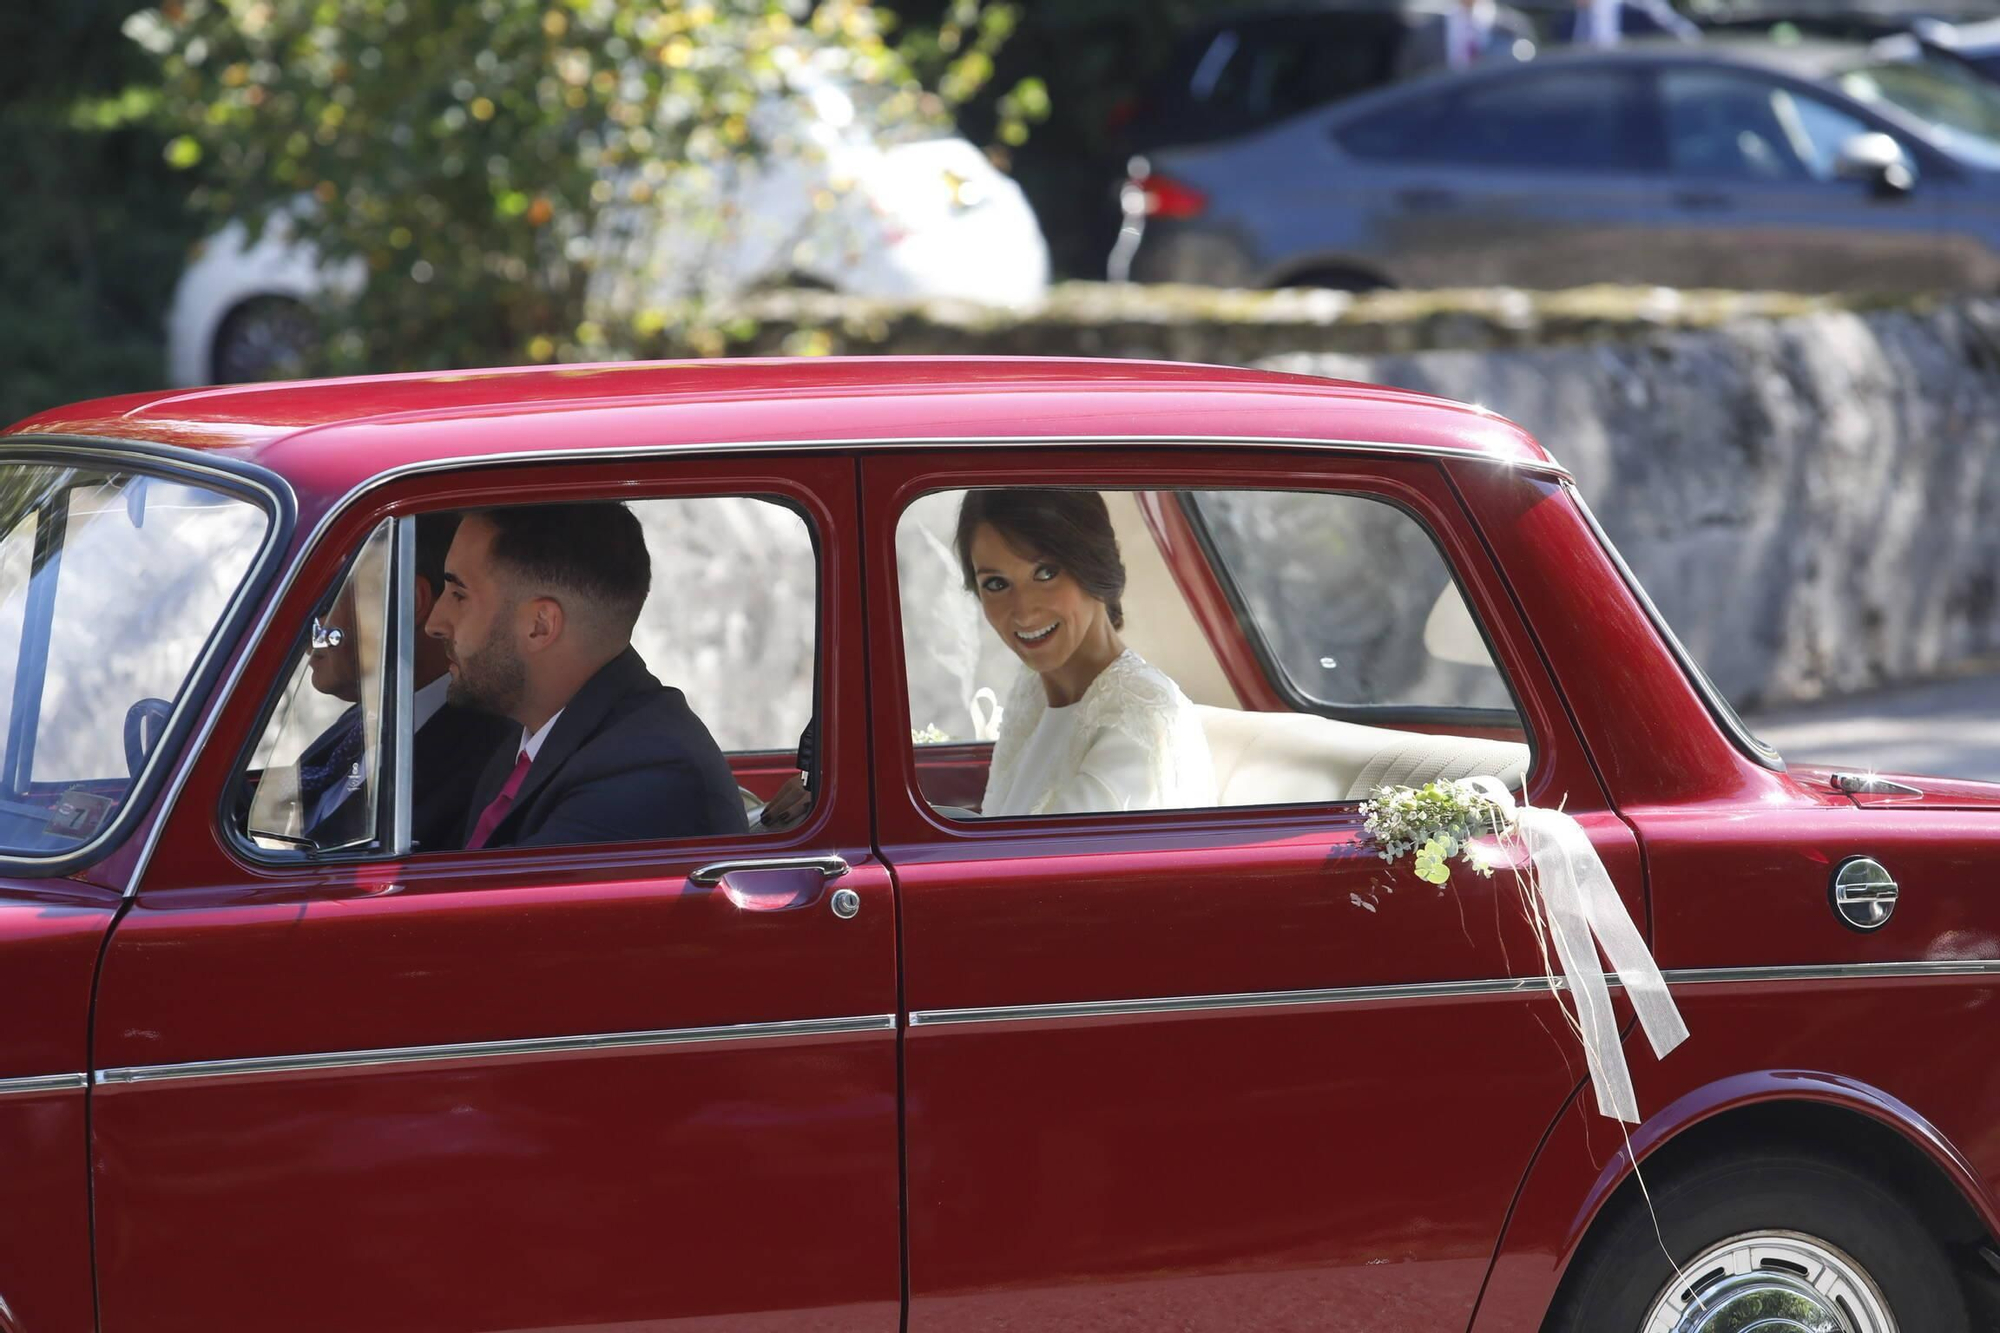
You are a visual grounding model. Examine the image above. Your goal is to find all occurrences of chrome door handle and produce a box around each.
[690,855,850,887]
[1831,857,1898,931]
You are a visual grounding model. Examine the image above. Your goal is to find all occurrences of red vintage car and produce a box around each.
[0,358,1995,1333]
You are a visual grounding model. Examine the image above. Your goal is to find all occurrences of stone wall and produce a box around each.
[1262,301,2000,708]
[674,285,2000,708]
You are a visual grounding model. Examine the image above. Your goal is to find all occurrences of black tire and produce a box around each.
[1547,1146,1970,1333]
[1268,266,1390,293]
[211,295,318,384]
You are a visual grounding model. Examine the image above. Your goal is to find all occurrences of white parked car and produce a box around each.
[166,69,1049,386]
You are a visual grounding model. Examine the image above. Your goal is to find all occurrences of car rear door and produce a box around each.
[89,454,901,1333]
[865,447,1640,1332]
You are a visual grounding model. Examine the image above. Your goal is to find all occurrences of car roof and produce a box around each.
[1304,36,1887,124]
[2,356,1562,505]
[1465,33,1882,76]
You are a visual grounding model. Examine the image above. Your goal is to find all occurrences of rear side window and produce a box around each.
[895,485,1529,822]
[1344,69,1656,172]
[1187,491,1515,717]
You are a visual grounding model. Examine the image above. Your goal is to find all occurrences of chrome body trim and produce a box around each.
[1663,960,2000,985]
[690,854,850,887]
[94,1013,897,1086]
[0,1073,87,1096]
[908,961,2000,1028]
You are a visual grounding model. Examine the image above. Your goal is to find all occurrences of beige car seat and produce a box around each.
[1196,705,1529,806]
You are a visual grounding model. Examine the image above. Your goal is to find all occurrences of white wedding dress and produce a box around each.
[980,650,1217,817]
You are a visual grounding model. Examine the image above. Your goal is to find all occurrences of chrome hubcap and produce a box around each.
[1641,1231,1896,1333]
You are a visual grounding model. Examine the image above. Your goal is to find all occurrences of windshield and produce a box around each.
[0,459,269,860]
[1839,58,2000,164]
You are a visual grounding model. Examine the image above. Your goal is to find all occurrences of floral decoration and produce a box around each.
[1361,779,1506,885]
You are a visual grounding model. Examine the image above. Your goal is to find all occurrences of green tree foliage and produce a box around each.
[0,0,205,423]
[131,0,1027,372]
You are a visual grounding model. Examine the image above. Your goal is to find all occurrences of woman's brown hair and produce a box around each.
[954,489,1126,629]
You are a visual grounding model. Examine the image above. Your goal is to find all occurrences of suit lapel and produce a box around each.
[495,648,657,833]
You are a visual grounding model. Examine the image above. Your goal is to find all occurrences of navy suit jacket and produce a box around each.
[411,700,513,852]
[463,647,748,850]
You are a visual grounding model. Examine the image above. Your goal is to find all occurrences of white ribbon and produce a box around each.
[1463,778,1689,1123]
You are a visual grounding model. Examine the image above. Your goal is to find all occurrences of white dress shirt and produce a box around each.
[520,709,565,764]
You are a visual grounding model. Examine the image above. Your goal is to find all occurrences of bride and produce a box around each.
[957,488,1214,817]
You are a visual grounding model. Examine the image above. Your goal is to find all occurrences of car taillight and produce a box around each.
[1134,172,1206,220]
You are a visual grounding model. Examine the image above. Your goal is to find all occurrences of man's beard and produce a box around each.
[447,629,526,720]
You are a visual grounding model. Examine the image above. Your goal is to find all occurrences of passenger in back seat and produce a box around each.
[957,489,1216,817]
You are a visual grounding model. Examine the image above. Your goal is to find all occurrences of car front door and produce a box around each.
[1654,67,1953,291]
[89,455,901,1333]
[866,448,1643,1332]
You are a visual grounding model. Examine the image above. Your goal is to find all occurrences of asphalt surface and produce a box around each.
[1743,671,2000,785]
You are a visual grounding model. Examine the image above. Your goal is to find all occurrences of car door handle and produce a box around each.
[1395,186,1457,212]
[691,855,853,914]
[1672,190,1733,211]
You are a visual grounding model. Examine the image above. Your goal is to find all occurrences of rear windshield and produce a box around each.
[0,459,270,859]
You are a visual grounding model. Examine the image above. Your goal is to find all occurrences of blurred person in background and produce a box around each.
[1397,0,1537,77]
[1555,0,1700,46]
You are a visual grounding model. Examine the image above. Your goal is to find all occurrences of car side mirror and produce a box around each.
[1835,132,1916,197]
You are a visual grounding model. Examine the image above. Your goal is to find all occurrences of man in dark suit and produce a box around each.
[292,513,512,850]
[426,501,747,850]
[408,514,514,851]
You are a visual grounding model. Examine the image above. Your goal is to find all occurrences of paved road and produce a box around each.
[1743,672,2000,785]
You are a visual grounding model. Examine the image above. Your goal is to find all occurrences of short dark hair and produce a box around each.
[473,502,652,635]
[954,489,1126,629]
[414,512,460,598]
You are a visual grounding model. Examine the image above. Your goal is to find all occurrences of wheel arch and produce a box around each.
[1566,1073,1999,1260]
[1258,255,1395,292]
[1470,1070,2000,1333]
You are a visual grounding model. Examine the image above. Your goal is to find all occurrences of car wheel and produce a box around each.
[1270,267,1389,293]
[211,295,318,384]
[1548,1147,1970,1333]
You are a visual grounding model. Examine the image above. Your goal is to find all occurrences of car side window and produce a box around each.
[1336,89,1451,161]
[1189,491,1516,715]
[1345,71,1653,172]
[896,487,1530,821]
[1663,69,1904,182]
[235,496,820,860]
[240,520,394,854]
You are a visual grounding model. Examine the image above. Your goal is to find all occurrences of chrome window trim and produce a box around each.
[0,437,295,879]
[94,1012,896,1086]
[0,1072,87,1097]
[389,516,415,857]
[120,431,1564,897]
[907,960,2000,1028]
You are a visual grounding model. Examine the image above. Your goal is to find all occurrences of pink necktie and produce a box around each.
[464,750,532,851]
